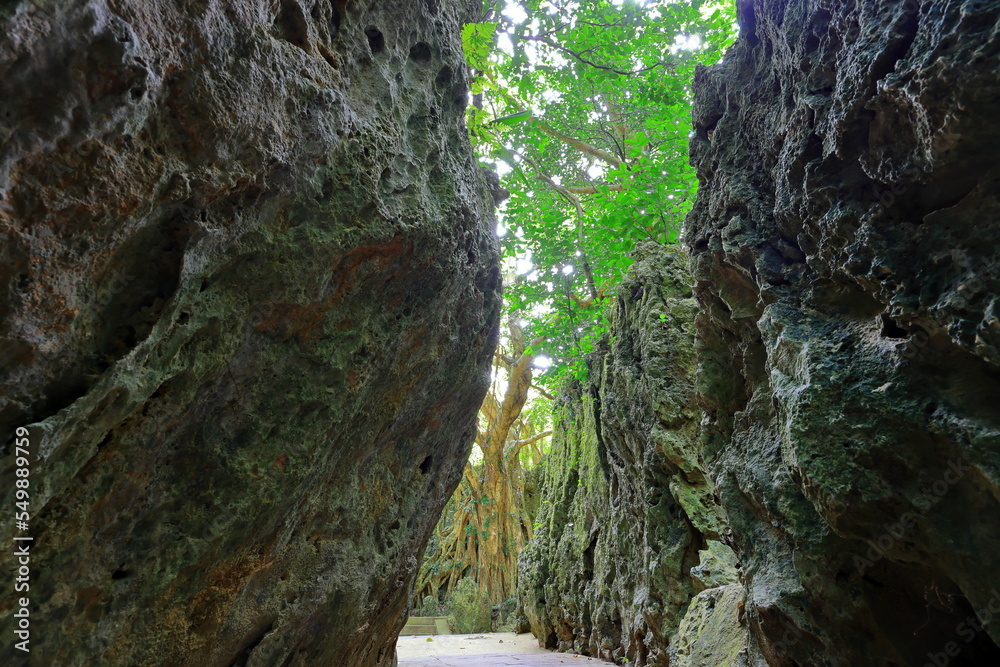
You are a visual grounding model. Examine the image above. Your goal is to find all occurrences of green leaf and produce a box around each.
[462,22,497,71]
[489,110,533,126]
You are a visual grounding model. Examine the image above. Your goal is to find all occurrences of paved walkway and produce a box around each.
[397,633,613,667]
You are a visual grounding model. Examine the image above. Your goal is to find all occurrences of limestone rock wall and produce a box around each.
[519,244,743,665]
[686,0,1000,664]
[0,1,500,665]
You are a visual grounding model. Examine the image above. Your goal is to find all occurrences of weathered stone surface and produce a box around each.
[0,1,500,665]
[686,0,1000,664]
[672,584,750,667]
[690,540,739,594]
[519,244,733,665]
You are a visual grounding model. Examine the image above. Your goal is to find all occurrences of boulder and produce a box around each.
[0,1,500,664]
[686,0,1000,663]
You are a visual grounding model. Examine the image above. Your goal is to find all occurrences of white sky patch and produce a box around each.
[496,223,508,237]
[515,251,534,274]
[587,163,605,179]
[533,355,552,369]
[496,160,513,177]
[671,34,703,53]
[562,264,574,275]
[502,2,529,24]
[497,31,514,54]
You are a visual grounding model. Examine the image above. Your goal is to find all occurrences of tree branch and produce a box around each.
[509,148,599,301]
[522,34,673,77]
[493,350,516,368]
[532,118,625,168]
[530,384,555,401]
[565,184,627,194]
[464,466,482,496]
[510,430,553,457]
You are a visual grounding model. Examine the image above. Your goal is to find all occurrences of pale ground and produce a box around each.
[396,632,615,666]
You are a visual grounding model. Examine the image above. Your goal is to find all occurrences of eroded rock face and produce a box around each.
[686,0,1000,664]
[519,245,738,665]
[0,1,500,665]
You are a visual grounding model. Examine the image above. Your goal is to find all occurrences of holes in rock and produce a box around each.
[451,82,468,109]
[365,26,384,54]
[435,66,453,88]
[477,265,501,293]
[41,374,91,418]
[880,315,908,339]
[230,621,274,667]
[701,114,722,140]
[582,537,596,578]
[419,455,433,475]
[111,568,132,580]
[243,183,264,206]
[409,41,431,64]
[636,640,648,665]
[380,167,391,180]
[275,1,311,52]
[315,178,335,204]
[98,212,193,362]
[328,3,342,37]
[320,46,338,69]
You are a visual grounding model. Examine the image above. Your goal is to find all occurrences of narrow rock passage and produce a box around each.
[397,633,615,666]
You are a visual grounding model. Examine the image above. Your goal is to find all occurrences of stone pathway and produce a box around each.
[397,633,614,667]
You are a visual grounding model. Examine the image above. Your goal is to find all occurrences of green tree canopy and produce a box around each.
[464,0,736,386]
